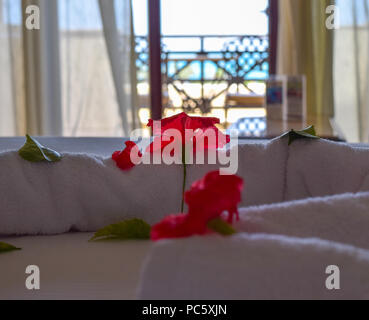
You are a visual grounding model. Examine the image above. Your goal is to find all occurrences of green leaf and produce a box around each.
[207,218,236,236]
[0,242,21,254]
[89,218,151,241]
[18,134,62,162]
[281,125,320,145]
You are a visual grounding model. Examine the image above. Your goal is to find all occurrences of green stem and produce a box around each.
[181,147,187,212]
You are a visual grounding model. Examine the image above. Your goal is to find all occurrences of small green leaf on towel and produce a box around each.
[90,218,151,241]
[207,218,236,236]
[18,134,62,162]
[0,242,21,254]
[282,125,320,145]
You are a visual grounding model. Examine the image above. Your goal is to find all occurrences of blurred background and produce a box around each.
[0,0,368,142]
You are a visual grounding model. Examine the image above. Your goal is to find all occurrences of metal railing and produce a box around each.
[135,34,269,113]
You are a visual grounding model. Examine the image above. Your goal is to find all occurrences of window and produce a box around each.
[133,0,272,136]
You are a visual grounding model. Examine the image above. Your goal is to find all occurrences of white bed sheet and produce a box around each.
[0,233,152,299]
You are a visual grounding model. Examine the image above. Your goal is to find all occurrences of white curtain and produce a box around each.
[334,0,369,142]
[0,0,25,136]
[99,0,138,136]
[22,0,63,136]
[0,0,137,137]
[60,0,137,137]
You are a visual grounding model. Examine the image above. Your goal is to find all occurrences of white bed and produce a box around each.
[1,137,369,300]
[0,233,151,299]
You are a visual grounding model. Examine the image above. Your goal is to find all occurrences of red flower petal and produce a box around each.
[147,112,188,135]
[148,112,221,134]
[193,127,230,151]
[151,171,244,241]
[184,115,220,131]
[112,141,142,171]
[147,112,229,154]
[150,214,208,241]
[145,136,176,154]
[185,171,243,223]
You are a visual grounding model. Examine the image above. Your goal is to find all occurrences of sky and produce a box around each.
[2,0,268,35]
[3,0,368,31]
[134,0,268,35]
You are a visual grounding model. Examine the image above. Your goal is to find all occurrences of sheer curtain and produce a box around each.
[0,0,137,137]
[99,0,138,136]
[22,0,63,135]
[334,0,369,143]
[0,0,25,136]
[59,0,138,136]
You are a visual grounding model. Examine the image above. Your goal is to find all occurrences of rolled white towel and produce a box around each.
[137,233,369,299]
[0,139,288,235]
[236,192,369,250]
[0,151,183,235]
[2,136,369,236]
[285,139,369,200]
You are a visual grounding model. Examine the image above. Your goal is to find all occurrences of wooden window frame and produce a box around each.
[148,0,162,120]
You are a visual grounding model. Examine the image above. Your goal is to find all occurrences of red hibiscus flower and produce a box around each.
[150,214,208,241]
[112,141,142,171]
[146,112,230,153]
[150,170,243,241]
[185,171,243,223]
[147,113,231,213]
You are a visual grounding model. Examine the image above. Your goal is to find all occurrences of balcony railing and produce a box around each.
[135,34,269,114]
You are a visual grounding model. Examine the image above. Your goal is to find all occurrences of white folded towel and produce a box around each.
[138,191,369,299]
[2,137,369,235]
[237,191,369,250]
[0,140,288,235]
[137,233,369,299]
[285,139,369,200]
[0,151,183,235]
